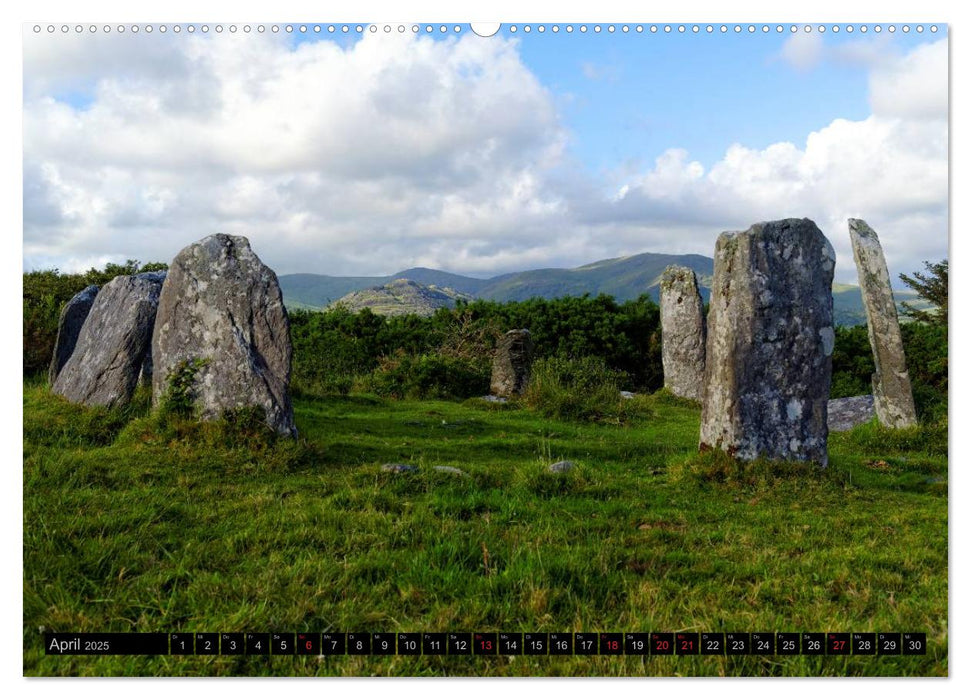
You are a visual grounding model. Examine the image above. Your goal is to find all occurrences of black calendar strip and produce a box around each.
[43,632,927,656]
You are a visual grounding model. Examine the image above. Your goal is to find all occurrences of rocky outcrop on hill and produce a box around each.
[329,278,473,317]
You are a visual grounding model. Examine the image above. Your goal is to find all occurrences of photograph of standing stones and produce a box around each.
[22,22,947,678]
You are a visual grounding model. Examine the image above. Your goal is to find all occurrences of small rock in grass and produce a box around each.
[482,395,508,403]
[381,463,418,473]
[548,460,575,473]
[432,465,470,477]
[620,391,636,399]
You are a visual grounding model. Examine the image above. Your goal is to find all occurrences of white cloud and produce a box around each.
[23,30,569,275]
[779,31,824,72]
[602,39,948,282]
[869,39,949,119]
[23,32,947,286]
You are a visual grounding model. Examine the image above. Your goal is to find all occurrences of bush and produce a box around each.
[366,352,490,400]
[287,293,664,397]
[523,355,636,422]
[157,357,209,418]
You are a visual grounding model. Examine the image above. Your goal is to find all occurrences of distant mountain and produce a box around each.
[279,251,921,327]
[478,253,714,303]
[330,279,474,317]
[279,252,713,308]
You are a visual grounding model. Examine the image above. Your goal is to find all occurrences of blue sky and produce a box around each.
[24,23,948,283]
[274,23,935,176]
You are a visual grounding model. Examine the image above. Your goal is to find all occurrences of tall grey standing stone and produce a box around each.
[700,218,835,466]
[152,234,296,437]
[490,329,534,397]
[660,265,707,401]
[848,219,918,428]
[51,274,165,408]
[48,284,99,385]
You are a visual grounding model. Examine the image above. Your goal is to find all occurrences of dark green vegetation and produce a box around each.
[831,324,948,422]
[23,378,947,677]
[899,259,948,326]
[23,260,167,376]
[289,296,664,399]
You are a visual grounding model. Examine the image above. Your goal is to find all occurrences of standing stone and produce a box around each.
[659,265,707,401]
[490,329,534,397]
[48,284,99,385]
[700,218,835,466]
[51,274,165,408]
[848,219,918,428]
[152,234,296,437]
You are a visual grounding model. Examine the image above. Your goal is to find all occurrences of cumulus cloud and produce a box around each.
[24,30,569,274]
[603,38,948,282]
[869,39,948,119]
[23,31,947,285]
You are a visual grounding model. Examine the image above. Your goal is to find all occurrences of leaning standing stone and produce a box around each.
[847,219,918,428]
[700,218,835,466]
[48,284,99,385]
[51,274,164,408]
[152,234,296,437]
[660,265,706,401]
[490,329,534,397]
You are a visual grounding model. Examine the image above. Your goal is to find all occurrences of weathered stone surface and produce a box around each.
[828,395,876,432]
[848,219,918,428]
[381,463,418,473]
[48,284,99,385]
[490,329,534,397]
[548,460,575,473]
[700,218,835,466]
[152,234,296,437]
[432,465,470,477]
[51,274,165,408]
[660,265,707,401]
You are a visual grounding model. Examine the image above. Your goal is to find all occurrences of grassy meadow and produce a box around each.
[22,378,947,677]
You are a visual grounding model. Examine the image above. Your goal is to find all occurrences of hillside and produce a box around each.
[329,278,473,317]
[280,252,923,327]
[279,252,713,308]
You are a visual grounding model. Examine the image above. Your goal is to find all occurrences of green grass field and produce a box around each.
[22,381,948,676]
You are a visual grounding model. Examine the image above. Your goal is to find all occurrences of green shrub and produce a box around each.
[287,293,664,395]
[366,352,490,400]
[158,357,209,418]
[523,355,639,422]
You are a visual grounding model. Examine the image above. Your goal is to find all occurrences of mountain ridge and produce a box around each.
[279,251,920,326]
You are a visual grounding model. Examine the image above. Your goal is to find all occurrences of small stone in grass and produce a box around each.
[548,460,575,473]
[381,463,418,473]
[432,465,470,477]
